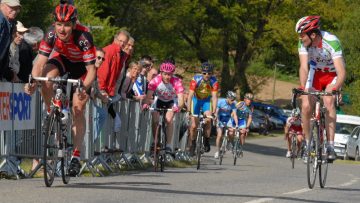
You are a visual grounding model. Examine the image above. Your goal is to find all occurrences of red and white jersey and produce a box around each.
[39,24,96,65]
[286,117,302,132]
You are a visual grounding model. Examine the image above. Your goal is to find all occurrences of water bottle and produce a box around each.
[61,107,69,124]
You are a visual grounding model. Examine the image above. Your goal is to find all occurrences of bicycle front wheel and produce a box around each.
[233,139,240,166]
[307,121,318,189]
[219,138,227,165]
[196,130,203,170]
[319,127,328,188]
[61,133,72,184]
[43,110,60,187]
[291,134,297,169]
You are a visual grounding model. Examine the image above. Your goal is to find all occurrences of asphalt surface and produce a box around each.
[0,136,359,203]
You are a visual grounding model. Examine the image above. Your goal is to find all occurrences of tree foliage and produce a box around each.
[17,0,360,115]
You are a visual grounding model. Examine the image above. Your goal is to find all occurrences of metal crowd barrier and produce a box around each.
[0,82,191,179]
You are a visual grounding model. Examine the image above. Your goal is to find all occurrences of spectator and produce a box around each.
[0,0,21,81]
[133,55,153,96]
[123,36,135,57]
[8,21,28,82]
[120,61,144,101]
[97,30,130,132]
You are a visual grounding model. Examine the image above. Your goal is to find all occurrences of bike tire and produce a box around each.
[153,125,160,172]
[61,133,71,184]
[159,124,167,172]
[196,130,202,170]
[291,134,297,169]
[43,110,60,187]
[307,121,318,189]
[233,140,238,166]
[219,138,227,165]
[319,124,328,188]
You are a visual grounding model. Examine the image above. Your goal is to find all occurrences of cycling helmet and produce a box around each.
[160,62,176,73]
[295,16,320,34]
[236,101,246,109]
[292,108,301,118]
[54,3,78,23]
[226,91,236,100]
[244,93,254,100]
[201,62,214,73]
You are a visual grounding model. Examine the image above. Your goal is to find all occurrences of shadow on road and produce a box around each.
[61,181,337,203]
[243,142,285,158]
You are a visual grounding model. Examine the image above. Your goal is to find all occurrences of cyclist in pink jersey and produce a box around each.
[24,3,96,176]
[142,62,185,153]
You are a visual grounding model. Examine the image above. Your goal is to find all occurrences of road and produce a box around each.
[0,136,359,203]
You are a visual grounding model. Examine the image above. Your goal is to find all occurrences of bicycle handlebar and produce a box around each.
[29,75,84,92]
[191,114,214,119]
[291,88,340,109]
[149,107,173,112]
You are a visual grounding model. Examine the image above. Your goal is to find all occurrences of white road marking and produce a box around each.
[339,178,359,187]
[282,188,311,195]
[244,198,274,203]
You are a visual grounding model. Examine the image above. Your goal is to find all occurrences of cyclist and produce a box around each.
[187,62,219,155]
[296,16,346,161]
[24,3,97,176]
[232,93,254,147]
[142,62,185,153]
[284,108,304,158]
[214,91,238,159]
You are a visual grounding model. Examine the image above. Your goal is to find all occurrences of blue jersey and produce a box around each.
[236,101,253,120]
[217,98,236,120]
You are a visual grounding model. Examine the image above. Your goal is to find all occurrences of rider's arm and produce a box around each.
[299,54,309,88]
[83,64,96,91]
[246,115,252,129]
[143,90,154,105]
[331,57,346,90]
[177,93,184,109]
[31,54,49,77]
[211,91,218,114]
[187,90,194,112]
[232,110,238,127]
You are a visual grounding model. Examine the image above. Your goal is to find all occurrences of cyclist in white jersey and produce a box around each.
[296,16,346,161]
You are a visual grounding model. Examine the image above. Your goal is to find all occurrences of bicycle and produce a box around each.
[29,75,82,187]
[292,88,339,189]
[192,110,214,170]
[232,128,244,166]
[149,107,172,172]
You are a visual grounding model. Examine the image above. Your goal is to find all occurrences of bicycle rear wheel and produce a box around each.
[159,125,167,172]
[43,110,60,187]
[291,134,297,169]
[307,121,318,189]
[196,130,203,170]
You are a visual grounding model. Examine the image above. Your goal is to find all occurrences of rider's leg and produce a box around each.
[188,116,198,147]
[301,94,313,145]
[287,134,292,152]
[216,127,223,152]
[204,111,212,139]
[323,85,336,144]
[41,64,60,108]
[165,111,175,149]
[71,91,89,158]
[151,112,160,140]
[297,134,304,154]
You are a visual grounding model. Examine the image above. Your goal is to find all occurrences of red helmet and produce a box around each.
[160,62,176,73]
[54,3,78,23]
[295,16,320,34]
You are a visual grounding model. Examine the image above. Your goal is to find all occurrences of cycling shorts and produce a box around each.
[191,97,211,115]
[217,116,233,128]
[288,130,303,136]
[306,70,337,91]
[48,52,87,80]
[155,99,175,109]
[232,118,246,129]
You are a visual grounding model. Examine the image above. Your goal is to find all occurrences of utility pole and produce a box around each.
[272,63,285,104]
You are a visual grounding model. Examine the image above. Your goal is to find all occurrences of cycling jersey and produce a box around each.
[286,117,303,134]
[217,98,236,128]
[39,24,96,65]
[298,31,343,73]
[232,101,253,128]
[147,74,184,102]
[189,74,219,100]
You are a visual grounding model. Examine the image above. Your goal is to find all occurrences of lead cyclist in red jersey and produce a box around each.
[24,3,97,176]
[296,16,346,161]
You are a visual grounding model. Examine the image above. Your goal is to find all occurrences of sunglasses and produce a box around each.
[96,56,105,61]
[202,72,212,75]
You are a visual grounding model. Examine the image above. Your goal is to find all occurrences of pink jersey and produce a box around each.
[148,74,184,102]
